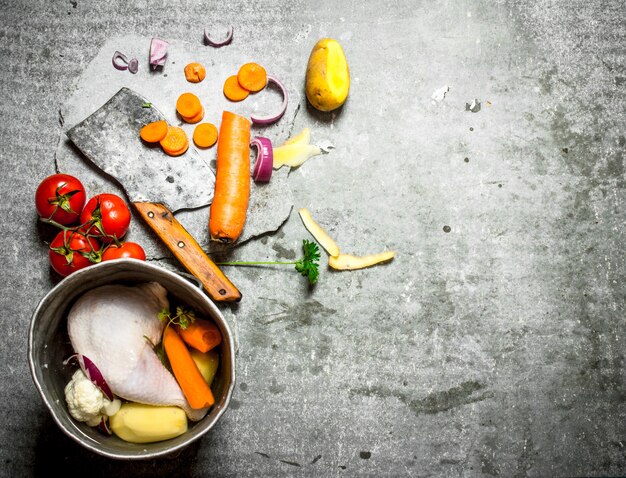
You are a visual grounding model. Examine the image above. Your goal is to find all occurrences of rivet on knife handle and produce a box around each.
[134,202,241,302]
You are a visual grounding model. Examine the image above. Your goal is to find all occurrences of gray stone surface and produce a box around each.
[1,0,625,476]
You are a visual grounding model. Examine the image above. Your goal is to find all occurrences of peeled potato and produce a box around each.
[305,38,350,112]
[328,251,395,270]
[109,403,188,444]
[298,208,340,257]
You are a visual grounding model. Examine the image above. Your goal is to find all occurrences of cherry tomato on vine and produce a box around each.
[35,174,86,225]
[80,193,131,241]
[48,230,101,277]
[102,242,146,261]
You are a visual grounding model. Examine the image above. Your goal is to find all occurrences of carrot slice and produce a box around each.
[181,106,205,124]
[174,318,222,353]
[139,120,168,143]
[163,326,215,409]
[176,92,202,118]
[209,111,251,243]
[193,123,218,148]
[160,126,189,156]
[223,75,250,102]
[237,62,267,92]
[184,62,206,83]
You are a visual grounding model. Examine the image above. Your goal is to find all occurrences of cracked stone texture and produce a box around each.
[2,0,625,476]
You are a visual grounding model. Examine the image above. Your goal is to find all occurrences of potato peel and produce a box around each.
[273,127,323,169]
[273,144,322,169]
[328,251,395,270]
[283,127,311,146]
[298,208,340,257]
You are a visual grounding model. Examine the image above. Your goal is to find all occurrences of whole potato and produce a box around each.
[305,38,350,112]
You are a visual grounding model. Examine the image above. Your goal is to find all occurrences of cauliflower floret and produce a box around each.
[64,369,118,426]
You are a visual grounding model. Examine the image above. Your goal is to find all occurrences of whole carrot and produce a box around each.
[209,111,251,243]
[163,326,215,409]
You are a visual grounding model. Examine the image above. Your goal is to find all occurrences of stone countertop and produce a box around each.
[1,0,625,476]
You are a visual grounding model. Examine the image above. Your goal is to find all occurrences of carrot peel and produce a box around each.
[163,326,215,409]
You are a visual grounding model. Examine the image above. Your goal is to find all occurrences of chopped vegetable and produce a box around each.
[184,62,206,83]
[128,58,139,74]
[193,122,218,148]
[204,26,234,47]
[298,208,340,257]
[181,106,205,124]
[160,126,189,156]
[139,120,168,143]
[250,136,273,182]
[190,349,220,385]
[149,37,168,70]
[175,318,222,353]
[112,51,130,71]
[63,353,114,401]
[328,251,395,270]
[176,92,202,119]
[109,402,188,444]
[250,75,288,125]
[63,368,120,427]
[217,239,321,285]
[223,74,250,102]
[209,111,251,244]
[163,326,215,409]
[142,102,152,108]
[237,62,267,92]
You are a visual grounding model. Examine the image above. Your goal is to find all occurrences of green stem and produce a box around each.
[216,261,297,266]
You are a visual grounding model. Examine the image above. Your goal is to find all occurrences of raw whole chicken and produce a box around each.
[67,282,208,422]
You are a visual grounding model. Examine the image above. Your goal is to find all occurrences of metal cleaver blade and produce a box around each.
[66,87,214,213]
[66,87,241,302]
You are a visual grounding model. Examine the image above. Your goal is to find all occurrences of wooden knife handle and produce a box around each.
[134,202,241,302]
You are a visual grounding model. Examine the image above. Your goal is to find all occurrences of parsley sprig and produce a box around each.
[217,239,320,284]
[158,305,197,329]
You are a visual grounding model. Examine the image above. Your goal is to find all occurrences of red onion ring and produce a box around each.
[64,353,114,401]
[204,26,234,47]
[128,58,139,74]
[112,51,129,71]
[250,136,274,182]
[251,75,288,125]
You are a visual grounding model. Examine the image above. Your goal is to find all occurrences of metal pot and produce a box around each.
[28,259,235,460]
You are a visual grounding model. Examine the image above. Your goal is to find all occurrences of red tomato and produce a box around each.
[35,174,86,225]
[102,242,146,261]
[80,193,131,241]
[48,230,101,277]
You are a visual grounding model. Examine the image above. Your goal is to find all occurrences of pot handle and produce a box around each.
[176,271,204,291]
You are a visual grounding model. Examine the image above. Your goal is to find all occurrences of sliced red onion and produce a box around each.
[251,75,288,125]
[149,38,169,70]
[66,354,114,401]
[112,51,129,71]
[250,136,274,182]
[128,58,139,74]
[204,26,233,47]
[97,416,112,436]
